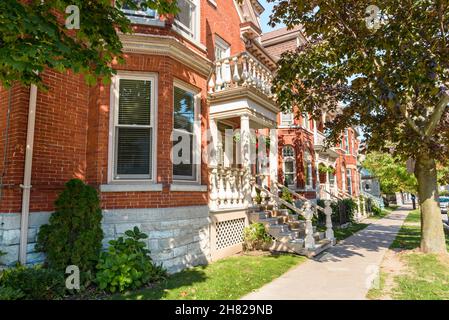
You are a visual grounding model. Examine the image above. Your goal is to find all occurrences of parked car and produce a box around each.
[439,197,449,214]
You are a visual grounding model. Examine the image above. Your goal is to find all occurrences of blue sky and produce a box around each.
[259,0,285,33]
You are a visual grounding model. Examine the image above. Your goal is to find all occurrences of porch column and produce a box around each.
[269,128,279,207]
[209,119,219,167]
[240,115,252,206]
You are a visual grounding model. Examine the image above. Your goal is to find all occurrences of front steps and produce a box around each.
[249,208,334,257]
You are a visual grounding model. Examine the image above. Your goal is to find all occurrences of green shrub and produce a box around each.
[280,187,294,213]
[36,179,103,277]
[243,223,272,251]
[0,286,25,300]
[440,190,449,197]
[0,265,65,300]
[95,227,166,293]
[371,203,382,216]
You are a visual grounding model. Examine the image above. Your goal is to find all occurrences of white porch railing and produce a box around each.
[209,166,249,211]
[208,52,275,99]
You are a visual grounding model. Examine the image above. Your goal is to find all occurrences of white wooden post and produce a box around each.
[209,168,218,211]
[304,202,316,250]
[269,128,279,208]
[324,200,334,241]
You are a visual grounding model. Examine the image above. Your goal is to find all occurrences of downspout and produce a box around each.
[19,84,38,265]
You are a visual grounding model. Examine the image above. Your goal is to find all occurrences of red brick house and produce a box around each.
[0,1,358,271]
[261,27,362,201]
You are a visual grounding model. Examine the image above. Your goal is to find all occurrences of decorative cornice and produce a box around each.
[119,33,212,76]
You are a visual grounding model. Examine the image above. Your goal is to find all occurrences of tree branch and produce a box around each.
[423,86,449,136]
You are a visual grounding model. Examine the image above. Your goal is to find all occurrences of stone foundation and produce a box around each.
[0,205,211,274]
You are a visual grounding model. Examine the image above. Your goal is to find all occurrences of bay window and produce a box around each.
[282,145,296,187]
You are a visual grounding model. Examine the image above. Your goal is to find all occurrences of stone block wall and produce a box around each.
[0,205,211,274]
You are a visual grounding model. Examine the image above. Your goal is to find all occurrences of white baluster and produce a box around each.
[215,62,223,91]
[251,59,257,86]
[208,74,215,94]
[324,200,335,242]
[218,167,226,207]
[222,59,231,87]
[241,55,249,84]
[251,180,258,206]
[304,202,316,250]
[209,168,218,210]
[225,169,233,206]
[231,169,239,205]
[238,169,245,204]
[232,57,240,83]
[248,58,254,85]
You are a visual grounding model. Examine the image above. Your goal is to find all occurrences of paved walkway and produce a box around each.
[242,205,411,300]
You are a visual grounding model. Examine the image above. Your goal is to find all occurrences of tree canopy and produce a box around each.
[0,0,178,88]
[363,152,417,194]
[268,0,449,252]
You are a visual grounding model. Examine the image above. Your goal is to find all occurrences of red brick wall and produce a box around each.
[0,1,252,213]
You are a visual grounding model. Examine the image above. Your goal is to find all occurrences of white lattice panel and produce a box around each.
[215,218,245,250]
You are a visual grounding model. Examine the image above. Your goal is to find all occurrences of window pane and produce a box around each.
[284,161,294,173]
[123,0,156,18]
[174,86,194,133]
[176,0,193,29]
[116,127,152,177]
[118,79,151,125]
[285,174,294,186]
[173,132,194,178]
[282,146,294,157]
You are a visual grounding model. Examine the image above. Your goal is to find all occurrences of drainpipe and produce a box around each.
[19,84,38,265]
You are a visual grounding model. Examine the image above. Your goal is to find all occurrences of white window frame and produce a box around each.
[302,113,310,131]
[282,146,296,187]
[214,35,231,60]
[345,129,350,154]
[280,111,294,127]
[346,168,353,195]
[108,71,158,183]
[173,0,200,43]
[172,79,201,184]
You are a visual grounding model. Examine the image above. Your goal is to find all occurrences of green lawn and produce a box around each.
[334,223,369,241]
[368,209,449,300]
[115,254,305,300]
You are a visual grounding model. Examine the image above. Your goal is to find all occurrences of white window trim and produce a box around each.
[172,79,201,184]
[304,151,313,190]
[108,71,158,184]
[282,146,296,188]
[172,0,201,43]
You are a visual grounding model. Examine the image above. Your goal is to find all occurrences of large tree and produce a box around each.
[269,0,449,253]
[0,0,178,88]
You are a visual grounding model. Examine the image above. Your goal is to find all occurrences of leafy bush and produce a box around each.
[243,223,272,251]
[371,203,383,216]
[0,265,65,300]
[36,179,103,277]
[0,286,25,300]
[280,187,294,213]
[440,190,449,197]
[95,227,166,293]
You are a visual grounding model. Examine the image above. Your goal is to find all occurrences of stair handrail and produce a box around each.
[251,181,306,218]
[275,182,324,215]
[322,188,343,201]
[251,180,319,250]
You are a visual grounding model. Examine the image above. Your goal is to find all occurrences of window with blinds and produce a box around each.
[114,77,154,180]
[173,85,197,181]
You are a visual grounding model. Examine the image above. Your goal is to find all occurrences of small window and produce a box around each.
[282,146,296,187]
[122,0,157,23]
[304,151,313,189]
[346,169,352,195]
[172,83,200,181]
[215,36,230,61]
[111,74,156,180]
[302,113,310,130]
[174,0,197,39]
[280,112,294,126]
[329,171,336,186]
[345,129,350,154]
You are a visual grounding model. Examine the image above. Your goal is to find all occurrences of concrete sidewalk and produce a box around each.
[242,205,411,300]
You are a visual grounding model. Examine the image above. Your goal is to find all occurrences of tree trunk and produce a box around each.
[414,154,447,253]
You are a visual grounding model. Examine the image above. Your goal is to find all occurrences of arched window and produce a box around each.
[282,145,296,187]
[303,151,313,189]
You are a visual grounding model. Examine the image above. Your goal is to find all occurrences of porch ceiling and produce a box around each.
[208,86,278,129]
